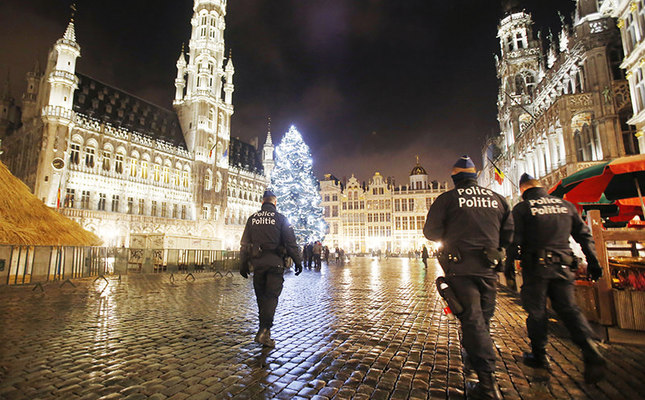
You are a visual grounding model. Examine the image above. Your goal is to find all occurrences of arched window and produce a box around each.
[163,165,170,184]
[209,15,217,39]
[205,170,213,190]
[515,75,525,95]
[524,72,536,97]
[575,124,596,162]
[115,150,125,174]
[70,142,81,165]
[515,32,524,50]
[141,160,148,179]
[102,144,113,171]
[208,108,215,130]
[182,169,190,188]
[200,13,208,37]
[215,171,222,192]
[174,169,181,186]
[85,143,96,168]
[208,62,215,88]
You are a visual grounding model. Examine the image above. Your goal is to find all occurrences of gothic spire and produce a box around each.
[265,117,273,145]
[62,3,78,42]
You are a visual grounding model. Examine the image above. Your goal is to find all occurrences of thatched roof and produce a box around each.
[0,161,101,246]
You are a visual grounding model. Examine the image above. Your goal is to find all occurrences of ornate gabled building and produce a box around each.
[319,160,449,253]
[600,0,645,152]
[481,0,638,201]
[0,0,272,249]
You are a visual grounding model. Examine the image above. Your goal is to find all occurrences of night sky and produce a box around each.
[0,0,574,184]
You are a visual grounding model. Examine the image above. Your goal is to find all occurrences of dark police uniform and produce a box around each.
[508,185,605,382]
[424,178,514,377]
[240,202,302,338]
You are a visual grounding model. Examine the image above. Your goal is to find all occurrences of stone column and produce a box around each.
[535,146,544,177]
[542,140,552,175]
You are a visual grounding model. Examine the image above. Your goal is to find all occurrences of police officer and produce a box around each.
[424,155,513,400]
[240,190,303,348]
[506,174,605,383]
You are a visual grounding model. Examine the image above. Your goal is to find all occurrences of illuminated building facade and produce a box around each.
[0,0,272,248]
[481,0,637,201]
[319,161,449,253]
[600,0,645,152]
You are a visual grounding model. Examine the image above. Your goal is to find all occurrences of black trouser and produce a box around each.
[446,275,497,374]
[422,257,428,268]
[253,265,285,329]
[521,266,595,354]
[314,254,321,268]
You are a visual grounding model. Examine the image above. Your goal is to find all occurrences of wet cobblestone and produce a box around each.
[1,257,644,399]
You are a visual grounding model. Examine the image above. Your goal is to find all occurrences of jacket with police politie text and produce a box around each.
[424,179,514,264]
[510,187,599,272]
[240,202,303,268]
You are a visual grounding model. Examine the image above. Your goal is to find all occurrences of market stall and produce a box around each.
[547,155,645,339]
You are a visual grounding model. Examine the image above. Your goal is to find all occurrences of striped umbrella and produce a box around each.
[548,154,645,215]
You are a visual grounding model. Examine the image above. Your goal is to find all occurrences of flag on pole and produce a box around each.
[209,142,217,158]
[494,165,505,185]
[56,183,62,209]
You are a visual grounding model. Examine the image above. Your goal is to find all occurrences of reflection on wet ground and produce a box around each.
[0,256,644,399]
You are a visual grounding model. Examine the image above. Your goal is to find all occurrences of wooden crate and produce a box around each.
[632,291,645,330]
[574,284,600,323]
[614,289,637,330]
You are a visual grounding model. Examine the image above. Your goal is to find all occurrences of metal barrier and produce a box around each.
[0,245,111,286]
[126,249,240,276]
[0,245,241,287]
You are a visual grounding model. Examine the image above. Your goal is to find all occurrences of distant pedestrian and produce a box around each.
[303,243,312,268]
[339,248,345,266]
[323,246,330,263]
[307,243,314,268]
[313,241,322,268]
[422,245,429,268]
[424,155,513,400]
[240,190,303,348]
[506,174,606,383]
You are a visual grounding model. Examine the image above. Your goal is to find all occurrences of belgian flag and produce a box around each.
[494,166,505,185]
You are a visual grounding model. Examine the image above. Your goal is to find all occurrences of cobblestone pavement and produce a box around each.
[1,257,645,400]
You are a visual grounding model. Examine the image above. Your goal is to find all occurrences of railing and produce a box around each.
[75,113,193,159]
[42,106,75,122]
[67,162,193,193]
[126,248,240,275]
[0,245,241,286]
[0,246,111,286]
[50,69,79,85]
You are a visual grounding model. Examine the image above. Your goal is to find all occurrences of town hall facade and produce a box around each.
[0,0,273,249]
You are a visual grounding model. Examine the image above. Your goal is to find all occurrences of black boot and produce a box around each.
[522,351,551,371]
[254,328,275,348]
[461,347,476,378]
[466,372,502,400]
[581,339,605,384]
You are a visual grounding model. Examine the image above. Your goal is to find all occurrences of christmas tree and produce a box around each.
[270,126,327,245]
